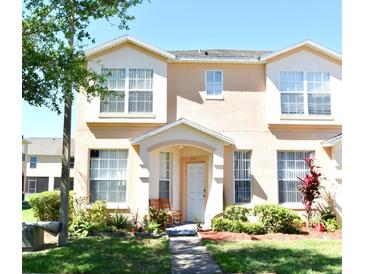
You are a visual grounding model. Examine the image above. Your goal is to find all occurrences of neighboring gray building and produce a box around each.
[25,137,75,194]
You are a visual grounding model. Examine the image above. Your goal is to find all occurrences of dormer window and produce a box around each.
[100,68,153,113]
[205,70,223,98]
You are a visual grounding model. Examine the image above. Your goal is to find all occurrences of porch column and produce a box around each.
[205,145,224,227]
[138,145,150,220]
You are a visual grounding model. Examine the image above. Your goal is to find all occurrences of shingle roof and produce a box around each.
[168,49,272,60]
[26,137,75,156]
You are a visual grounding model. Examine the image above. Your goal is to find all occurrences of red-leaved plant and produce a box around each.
[297,155,322,227]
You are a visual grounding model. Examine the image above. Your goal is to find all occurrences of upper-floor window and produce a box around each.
[234,150,251,203]
[205,70,223,97]
[30,156,37,168]
[280,71,331,115]
[129,69,153,112]
[100,69,126,113]
[100,68,153,113]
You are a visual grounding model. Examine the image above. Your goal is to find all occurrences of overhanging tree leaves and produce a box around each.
[22,0,144,245]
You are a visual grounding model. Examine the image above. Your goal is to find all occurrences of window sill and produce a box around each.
[204,95,224,100]
[98,113,155,119]
[280,114,334,121]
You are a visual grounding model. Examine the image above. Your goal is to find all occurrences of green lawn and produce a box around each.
[22,236,171,274]
[204,239,342,274]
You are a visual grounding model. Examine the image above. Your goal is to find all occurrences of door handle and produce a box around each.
[203,188,205,198]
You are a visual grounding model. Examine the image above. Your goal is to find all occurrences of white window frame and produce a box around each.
[279,71,331,116]
[205,70,224,99]
[159,152,172,200]
[100,68,154,114]
[233,150,252,204]
[128,68,154,113]
[100,68,126,113]
[88,149,129,208]
[277,150,314,205]
[30,156,37,169]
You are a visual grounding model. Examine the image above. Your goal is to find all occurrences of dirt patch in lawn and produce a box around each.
[199,229,341,241]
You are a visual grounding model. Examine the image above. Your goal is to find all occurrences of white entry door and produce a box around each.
[186,163,205,222]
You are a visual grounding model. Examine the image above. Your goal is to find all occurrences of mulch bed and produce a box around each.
[198,229,341,241]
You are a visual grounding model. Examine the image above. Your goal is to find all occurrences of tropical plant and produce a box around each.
[107,210,132,231]
[317,190,336,221]
[145,221,161,234]
[297,155,323,226]
[149,207,169,230]
[23,0,145,245]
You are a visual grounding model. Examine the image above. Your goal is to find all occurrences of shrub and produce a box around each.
[253,204,302,234]
[149,207,169,230]
[211,218,267,235]
[223,205,249,222]
[69,200,109,237]
[29,191,74,222]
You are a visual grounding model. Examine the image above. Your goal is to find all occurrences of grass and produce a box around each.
[203,239,342,274]
[22,236,171,274]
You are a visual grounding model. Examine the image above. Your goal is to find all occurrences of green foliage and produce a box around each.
[317,190,337,221]
[223,205,249,222]
[252,204,302,234]
[69,200,109,237]
[23,0,145,113]
[149,207,169,230]
[29,191,74,221]
[212,218,267,235]
[324,218,338,232]
[107,211,132,231]
[146,221,161,234]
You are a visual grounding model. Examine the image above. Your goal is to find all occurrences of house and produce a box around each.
[25,137,75,195]
[322,134,342,223]
[74,36,342,226]
[22,136,31,200]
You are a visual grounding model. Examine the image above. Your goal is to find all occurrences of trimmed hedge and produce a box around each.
[223,205,249,222]
[212,218,267,235]
[252,204,302,234]
[28,191,74,222]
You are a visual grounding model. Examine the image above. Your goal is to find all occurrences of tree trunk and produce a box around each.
[59,1,75,245]
[58,88,72,246]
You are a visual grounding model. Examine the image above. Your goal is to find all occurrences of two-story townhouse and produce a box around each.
[25,138,75,195]
[74,36,341,226]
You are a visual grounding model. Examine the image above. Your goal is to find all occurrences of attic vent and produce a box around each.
[204,51,208,55]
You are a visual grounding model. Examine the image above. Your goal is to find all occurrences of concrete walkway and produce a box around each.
[169,235,223,274]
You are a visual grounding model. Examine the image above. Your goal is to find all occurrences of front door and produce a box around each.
[186,163,205,222]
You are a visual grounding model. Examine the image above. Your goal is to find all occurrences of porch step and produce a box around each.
[167,224,197,237]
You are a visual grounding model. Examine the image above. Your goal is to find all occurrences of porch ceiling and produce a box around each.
[130,118,234,145]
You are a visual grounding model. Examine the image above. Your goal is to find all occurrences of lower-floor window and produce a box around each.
[277,151,312,203]
[89,150,128,203]
[159,152,171,199]
[54,177,74,191]
[234,150,251,203]
[26,177,49,193]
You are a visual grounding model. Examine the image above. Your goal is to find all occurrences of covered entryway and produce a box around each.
[130,118,234,226]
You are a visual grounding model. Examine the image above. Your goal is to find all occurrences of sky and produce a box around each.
[22,0,342,138]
